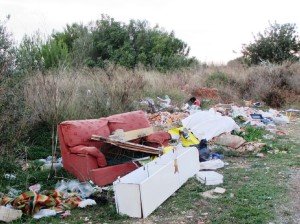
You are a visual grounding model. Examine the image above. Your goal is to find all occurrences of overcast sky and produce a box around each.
[1,0,300,64]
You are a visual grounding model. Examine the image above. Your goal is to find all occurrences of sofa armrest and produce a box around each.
[69,145,107,167]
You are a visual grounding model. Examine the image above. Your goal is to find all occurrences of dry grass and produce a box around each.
[22,62,300,126]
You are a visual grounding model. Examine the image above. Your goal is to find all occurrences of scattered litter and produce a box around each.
[0,206,22,223]
[182,110,240,141]
[211,153,224,159]
[275,130,286,135]
[196,171,224,185]
[36,156,63,170]
[214,133,246,149]
[157,95,171,109]
[42,163,63,170]
[236,142,265,153]
[58,210,71,218]
[256,153,267,158]
[33,209,56,219]
[55,180,100,198]
[199,159,225,170]
[214,187,226,194]
[147,111,188,126]
[6,187,21,197]
[201,186,226,198]
[29,184,41,192]
[78,199,97,208]
[197,139,210,162]
[4,174,16,180]
[263,134,274,140]
[202,189,219,199]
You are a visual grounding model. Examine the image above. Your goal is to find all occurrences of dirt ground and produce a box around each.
[275,118,300,224]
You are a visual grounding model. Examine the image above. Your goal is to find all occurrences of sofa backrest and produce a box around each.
[59,118,110,148]
[107,110,150,133]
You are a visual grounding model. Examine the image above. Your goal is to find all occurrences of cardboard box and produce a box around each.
[113,146,199,218]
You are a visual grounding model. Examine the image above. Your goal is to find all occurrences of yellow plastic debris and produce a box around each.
[168,127,199,147]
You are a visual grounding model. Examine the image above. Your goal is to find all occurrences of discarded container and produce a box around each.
[114,146,199,218]
[196,171,223,185]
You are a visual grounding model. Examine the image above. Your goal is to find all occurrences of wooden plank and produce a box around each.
[91,135,162,155]
[110,127,156,141]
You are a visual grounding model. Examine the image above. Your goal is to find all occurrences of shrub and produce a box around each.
[262,89,287,108]
[242,22,300,65]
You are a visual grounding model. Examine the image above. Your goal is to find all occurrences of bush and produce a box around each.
[242,22,300,65]
[262,89,286,108]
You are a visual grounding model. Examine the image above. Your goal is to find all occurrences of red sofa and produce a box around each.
[58,110,170,186]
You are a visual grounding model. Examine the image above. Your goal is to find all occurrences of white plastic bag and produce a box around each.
[199,159,225,170]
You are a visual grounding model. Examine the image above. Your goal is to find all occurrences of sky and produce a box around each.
[1,0,300,64]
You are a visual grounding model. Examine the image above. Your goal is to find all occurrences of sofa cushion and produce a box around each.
[60,118,110,148]
[69,145,107,167]
[144,131,171,147]
[108,110,150,133]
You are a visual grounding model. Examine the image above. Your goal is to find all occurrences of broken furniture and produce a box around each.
[113,146,199,218]
[58,110,170,187]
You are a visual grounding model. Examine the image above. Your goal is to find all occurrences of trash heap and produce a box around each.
[1,94,294,221]
[0,180,103,222]
[147,111,189,126]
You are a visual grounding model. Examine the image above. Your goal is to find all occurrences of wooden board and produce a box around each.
[110,127,155,141]
[91,135,162,155]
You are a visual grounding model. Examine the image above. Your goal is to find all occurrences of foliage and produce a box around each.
[0,16,16,83]
[205,71,229,87]
[53,23,93,67]
[242,22,300,65]
[41,38,70,69]
[16,33,45,74]
[51,15,197,72]
[244,126,264,142]
[0,17,31,157]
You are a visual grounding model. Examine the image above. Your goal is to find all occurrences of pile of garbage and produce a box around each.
[147,111,189,126]
[1,94,295,221]
[0,180,103,222]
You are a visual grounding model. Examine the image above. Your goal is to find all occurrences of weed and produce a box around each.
[244,126,265,142]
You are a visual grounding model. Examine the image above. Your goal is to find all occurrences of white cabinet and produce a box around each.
[113,146,199,218]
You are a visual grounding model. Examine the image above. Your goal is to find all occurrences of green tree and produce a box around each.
[0,16,15,83]
[242,22,300,65]
[16,33,45,74]
[50,15,197,71]
[89,15,196,71]
[41,38,70,69]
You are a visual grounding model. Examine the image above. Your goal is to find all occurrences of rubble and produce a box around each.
[147,111,189,126]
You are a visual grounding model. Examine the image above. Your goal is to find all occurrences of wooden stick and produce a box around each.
[91,135,162,155]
